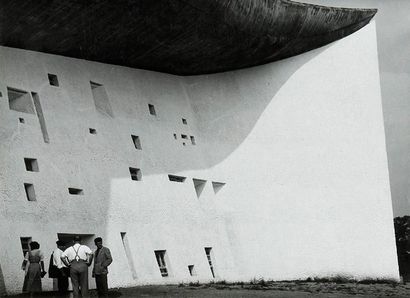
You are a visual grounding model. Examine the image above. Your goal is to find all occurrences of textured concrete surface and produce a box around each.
[0,0,376,75]
[0,20,398,295]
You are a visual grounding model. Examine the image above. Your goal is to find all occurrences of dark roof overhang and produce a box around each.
[0,0,377,75]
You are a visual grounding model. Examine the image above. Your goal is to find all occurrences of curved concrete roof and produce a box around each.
[0,0,376,75]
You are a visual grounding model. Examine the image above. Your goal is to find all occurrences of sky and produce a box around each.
[298,0,410,216]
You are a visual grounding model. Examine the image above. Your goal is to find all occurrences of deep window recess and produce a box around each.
[89,128,97,134]
[24,184,36,201]
[19,118,25,123]
[193,179,206,198]
[68,188,84,195]
[131,135,142,150]
[190,136,196,145]
[205,247,215,278]
[188,265,196,276]
[0,91,2,97]
[182,118,187,125]
[120,232,138,280]
[24,158,39,172]
[148,104,156,116]
[154,250,168,277]
[173,134,177,140]
[32,92,50,143]
[181,134,188,139]
[90,81,114,117]
[212,182,226,194]
[20,237,32,257]
[47,74,59,87]
[8,87,35,114]
[168,175,186,182]
[129,167,142,181]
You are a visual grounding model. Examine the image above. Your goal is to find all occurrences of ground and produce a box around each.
[7,281,410,297]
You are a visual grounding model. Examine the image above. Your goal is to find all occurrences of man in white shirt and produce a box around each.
[61,236,93,298]
[52,240,69,294]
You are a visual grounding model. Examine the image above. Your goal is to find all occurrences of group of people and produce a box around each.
[22,236,112,297]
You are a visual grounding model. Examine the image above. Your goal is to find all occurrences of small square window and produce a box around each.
[168,175,186,182]
[190,136,196,145]
[131,135,142,150]
[24,158,39,172]
[24,183,36,201]
[148,104,156,116]
[129,167,142,181]
[68,188,84,195]
[188,265,196,276]
[19,118,25,123]
[48,74,59,87]
[182,118,187,125]
[89,128,97,134]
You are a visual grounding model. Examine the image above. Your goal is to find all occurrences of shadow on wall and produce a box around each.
[180,45,327,169]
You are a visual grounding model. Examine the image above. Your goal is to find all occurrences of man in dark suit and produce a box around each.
[92,237,113,297]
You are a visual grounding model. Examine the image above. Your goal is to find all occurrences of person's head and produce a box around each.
[94,237,103,249]
[56,240,65,249]
[29,241,40,250]
[73,236,81,244]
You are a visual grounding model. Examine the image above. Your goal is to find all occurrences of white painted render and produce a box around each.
[0,21,399,294]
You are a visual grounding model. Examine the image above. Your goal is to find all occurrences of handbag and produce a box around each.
[48,253,60,278]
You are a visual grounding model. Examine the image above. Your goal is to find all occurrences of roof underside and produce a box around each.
[0,0,377,75]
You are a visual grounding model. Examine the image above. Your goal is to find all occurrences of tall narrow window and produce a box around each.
[24,184,36,201]
[182,118,187,125]
[188,265,196,276]
[32,92,50,143]
[205,247,215,278]
[24,158,39,172]
[148,104,156,116]
[154,250,168,277]
[120,232,138,280]
[47,74,59,87]
[131,135,142,150]
[90,81,114,117]
[129,168,142,181]
[190,136,196,145]
[8,87,35,114]
[20,237,32,257]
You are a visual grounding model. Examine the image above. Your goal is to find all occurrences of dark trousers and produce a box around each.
[57,268,69,293]
[95,274,108,297]
[70,260,89,298]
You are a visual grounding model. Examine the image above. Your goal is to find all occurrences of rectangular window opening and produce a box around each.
[90,81,114,117]
[212,182,226,194]
[188,265,196,276]
[47,73,59,87]
[182,118,187,125]
[205,247,215,278]
[168,175,186,183]
[154,250,168,277]
[89,128,97,134]
[173,133,177,140]
[8,87,35,114]
[24,158,39,172]
[68,188,84,195]
[120,232,138,280]
[181,134,188,139]
[19,117,25,123]
[20,237,32,257]
[131,135,142,150]
[190,136,196,145]
[32,92,50,143]
[193,179,206,198]
[129,167,142,181]
[148,104,156,116]
[24,183,36,201]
